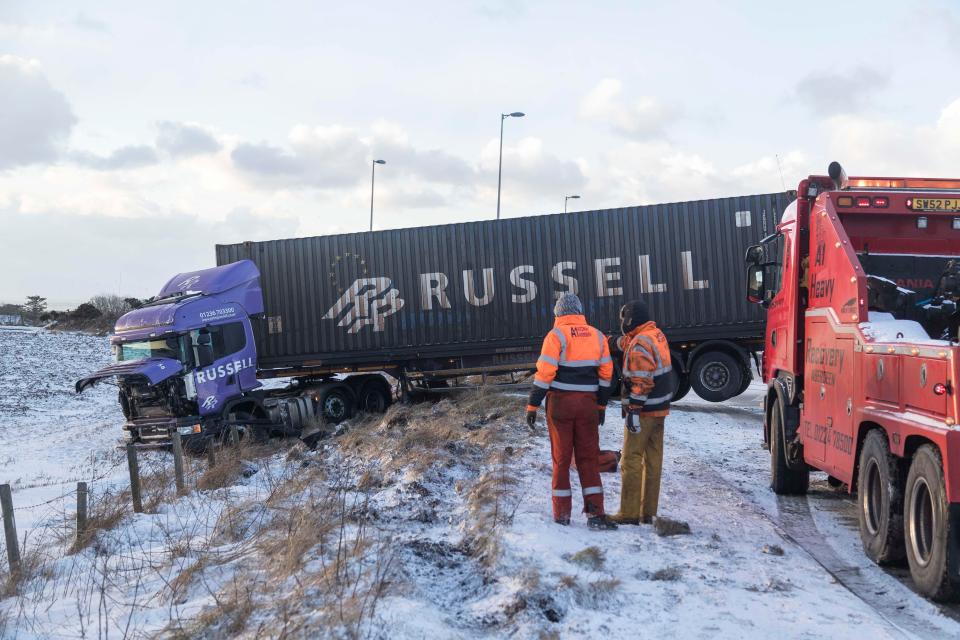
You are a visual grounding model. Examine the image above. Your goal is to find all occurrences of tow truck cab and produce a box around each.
[747,163,960,601]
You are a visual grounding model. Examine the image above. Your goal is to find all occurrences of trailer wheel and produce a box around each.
[690,351,743,402]
[359,381,392,414]
[904,444,960,601]
[320,387,353,424]
[858,430,905,565]
[672,374,691,402]
[769,401,808,495]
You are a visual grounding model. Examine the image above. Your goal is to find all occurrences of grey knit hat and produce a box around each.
[554,292,584,317]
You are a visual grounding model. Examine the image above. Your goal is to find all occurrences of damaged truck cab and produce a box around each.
[76,261,381,448]
[749,163,960,601]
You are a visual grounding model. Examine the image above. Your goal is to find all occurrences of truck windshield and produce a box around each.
[116,335,191,364]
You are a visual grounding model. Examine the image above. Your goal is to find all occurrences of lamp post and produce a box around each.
[564,194,580,213]
[496,111,525,220]
[370,159,385,231]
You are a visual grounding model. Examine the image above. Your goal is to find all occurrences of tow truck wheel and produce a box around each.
[904,444,960,601]
[769,401,809,495]
[857,430,905,565]
[690,351,743,402]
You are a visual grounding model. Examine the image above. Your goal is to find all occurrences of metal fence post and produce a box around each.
[170,431,186,495]
[0,484,20,572]
[126,444,143,513]
[76,482,88,544]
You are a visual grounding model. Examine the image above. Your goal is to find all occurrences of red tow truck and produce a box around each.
[747,163,960,600]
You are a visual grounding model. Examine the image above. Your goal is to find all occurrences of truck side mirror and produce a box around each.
[747,263,766,305]
[745,244,764,265]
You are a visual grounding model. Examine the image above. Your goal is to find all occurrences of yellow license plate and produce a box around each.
[912,197,960,212]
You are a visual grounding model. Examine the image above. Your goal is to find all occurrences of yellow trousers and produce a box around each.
[618,416,665,519]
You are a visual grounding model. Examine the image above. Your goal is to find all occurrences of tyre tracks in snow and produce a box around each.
[668,403,960,640]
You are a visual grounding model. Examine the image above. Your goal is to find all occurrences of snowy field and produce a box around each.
[1,329,959,638]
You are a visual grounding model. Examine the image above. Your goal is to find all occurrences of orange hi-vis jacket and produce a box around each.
[527,314,614,411]
[617,321,676,417]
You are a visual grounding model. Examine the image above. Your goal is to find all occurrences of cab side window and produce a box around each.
[209,322,247,359]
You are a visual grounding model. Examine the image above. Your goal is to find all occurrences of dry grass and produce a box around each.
[0,544,45,599]
[566,546,606,571]
[463,447,522,568]
[68,486,129,554]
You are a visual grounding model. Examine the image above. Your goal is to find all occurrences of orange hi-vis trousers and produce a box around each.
[546,391,605,520]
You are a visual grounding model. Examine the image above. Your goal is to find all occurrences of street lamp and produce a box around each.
[564,194,580,213]
[496,111,525,220]
[370,159,386,231]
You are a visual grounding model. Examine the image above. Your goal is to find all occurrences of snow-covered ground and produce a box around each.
[1,330,958,638]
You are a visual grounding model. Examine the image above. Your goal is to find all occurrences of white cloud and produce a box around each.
[0,55,75,170]
[156,121,222,158]
[793,66,889,116]
[822,97,960,176]
[579,78,676,140]
[480,136,586,195]
[70,145,159,171]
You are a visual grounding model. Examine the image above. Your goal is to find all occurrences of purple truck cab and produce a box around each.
[76,260,374,448]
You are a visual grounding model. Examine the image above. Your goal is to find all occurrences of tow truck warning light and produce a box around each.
[835,195,889,208]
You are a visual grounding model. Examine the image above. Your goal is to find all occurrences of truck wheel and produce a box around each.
[769,401,809,495]
[858,430,905,565]
[690,351,743,402]
[672,374,691,402]
[904,444,960,601]
[321,387,353,424]
[359,382,392,413]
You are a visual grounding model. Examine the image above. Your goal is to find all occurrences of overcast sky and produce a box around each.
[2,0,960,308]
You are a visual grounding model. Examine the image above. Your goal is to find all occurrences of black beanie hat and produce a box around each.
[619,300,650,333]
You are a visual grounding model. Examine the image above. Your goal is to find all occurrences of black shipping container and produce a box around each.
[216,192,793,373]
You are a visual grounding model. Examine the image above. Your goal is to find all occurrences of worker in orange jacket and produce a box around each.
[612,300,677,525]
[526,292,617,529]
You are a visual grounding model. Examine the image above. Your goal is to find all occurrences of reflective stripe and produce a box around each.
[534,379,550,389]
[552,489,572,497]
[598,379,611,388]
[538,354,559,366]
[595,329,604,355]
[645,392,673,405]
[550,381,599,392]
[551,328,567,351]
[635,335,663,367]
[625,370,653,379]
[599,355,612,364]
[652,365,673,375]
[582,486,603,496]
[560,359,600,367]
[630,393,648,401]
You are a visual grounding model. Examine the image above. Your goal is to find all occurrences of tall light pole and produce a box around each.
[370,159,385,231]
[564,194,580,213]
[496,111,525,220]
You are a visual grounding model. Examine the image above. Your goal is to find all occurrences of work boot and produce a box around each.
[554,516,570,526]
[640,515,654,525]
[609,513,641,526]
[587,515,619,530]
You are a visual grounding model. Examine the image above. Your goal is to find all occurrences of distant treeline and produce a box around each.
[0,294,146,334]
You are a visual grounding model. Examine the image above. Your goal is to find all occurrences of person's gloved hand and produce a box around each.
[625,407,643,434]
[598,406,606,425]
[526,409,538,430]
